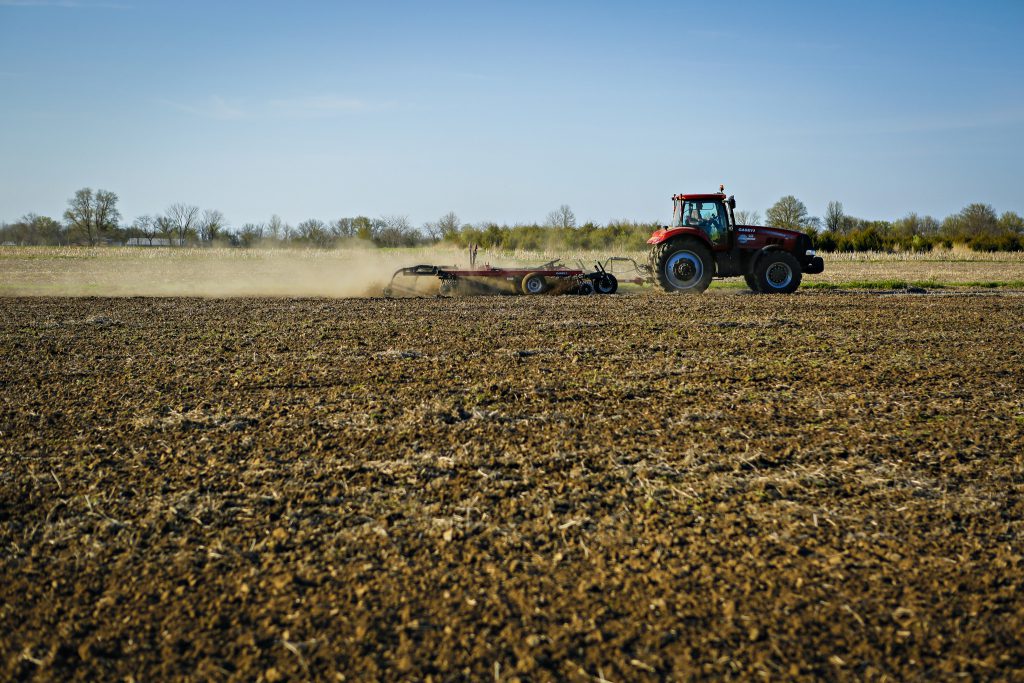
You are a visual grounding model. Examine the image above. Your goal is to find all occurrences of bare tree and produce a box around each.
[198,209,227,244]
[63,187,121,246]
[267,215,283,242]
[296,218,332,247]
[132,215,161,245]
[421,220,440,241]
[237,223,265,247]
[94,190,119,238]
[953,203,999,238]
[153,215,174,243]
[435,211,460,240]
[546,205,577,230]
[165,203,200,246]
[734,209,761,226]
[825,201,845,233]
[422,212,459,242]
[352,216,378,242]
[330,218,354,240]
[64,190,94,244]
[377,215,419,247]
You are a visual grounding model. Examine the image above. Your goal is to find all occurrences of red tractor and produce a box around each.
[648,187,824,293]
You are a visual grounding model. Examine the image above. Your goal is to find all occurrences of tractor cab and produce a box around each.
[670,190,737,248]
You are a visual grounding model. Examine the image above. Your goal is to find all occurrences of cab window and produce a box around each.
[682,200,727,244]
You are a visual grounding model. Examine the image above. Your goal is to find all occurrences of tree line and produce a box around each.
[2,188,1022,252]
[762,196,1024,252]
[0,188,429,249]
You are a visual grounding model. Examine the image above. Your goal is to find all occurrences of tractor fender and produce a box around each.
[646,226,712,248]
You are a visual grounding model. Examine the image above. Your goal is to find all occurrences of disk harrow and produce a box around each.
[383,257,651,297]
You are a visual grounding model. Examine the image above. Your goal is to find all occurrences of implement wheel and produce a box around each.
[521,272,548,295]
[575,280,595,295]
[594,273,618,295]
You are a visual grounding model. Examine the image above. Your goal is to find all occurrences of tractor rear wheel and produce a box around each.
[653,239,714,293]
[521,272,548,295]
[754,251,802,294]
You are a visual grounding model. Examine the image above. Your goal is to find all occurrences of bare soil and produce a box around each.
[2,292,1023,681]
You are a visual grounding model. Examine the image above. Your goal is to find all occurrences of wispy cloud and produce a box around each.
[160,96,246,121]
[0,0,132,8]
[159,94,383,121]
[268,96,371,118]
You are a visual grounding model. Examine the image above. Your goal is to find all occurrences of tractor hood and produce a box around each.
[733,224,811,251]
[737,225,805,239]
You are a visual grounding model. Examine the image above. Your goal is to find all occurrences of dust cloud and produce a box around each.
[0,247,475,298]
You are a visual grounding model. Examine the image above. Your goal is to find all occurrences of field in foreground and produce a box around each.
[1,293,1023,681]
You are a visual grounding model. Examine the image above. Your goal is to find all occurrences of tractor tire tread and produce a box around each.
[652,238,714,293]
[754,251,803,294]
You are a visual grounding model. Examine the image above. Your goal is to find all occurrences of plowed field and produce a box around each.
[2,293,1023,681]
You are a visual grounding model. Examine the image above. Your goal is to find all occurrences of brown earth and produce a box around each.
[1,292,1023,681]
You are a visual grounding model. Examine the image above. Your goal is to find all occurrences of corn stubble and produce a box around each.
[1,292,1022,680]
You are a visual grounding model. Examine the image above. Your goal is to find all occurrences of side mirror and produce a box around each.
[727,196,736,209]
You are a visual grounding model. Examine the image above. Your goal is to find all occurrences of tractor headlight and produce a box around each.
[805,249,816,256]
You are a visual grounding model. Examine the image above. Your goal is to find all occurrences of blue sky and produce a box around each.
[1,0,1022,229]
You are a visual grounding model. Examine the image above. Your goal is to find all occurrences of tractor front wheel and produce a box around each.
[754,251,802,294]
[653,239,714,293]
[744,273,761,293]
